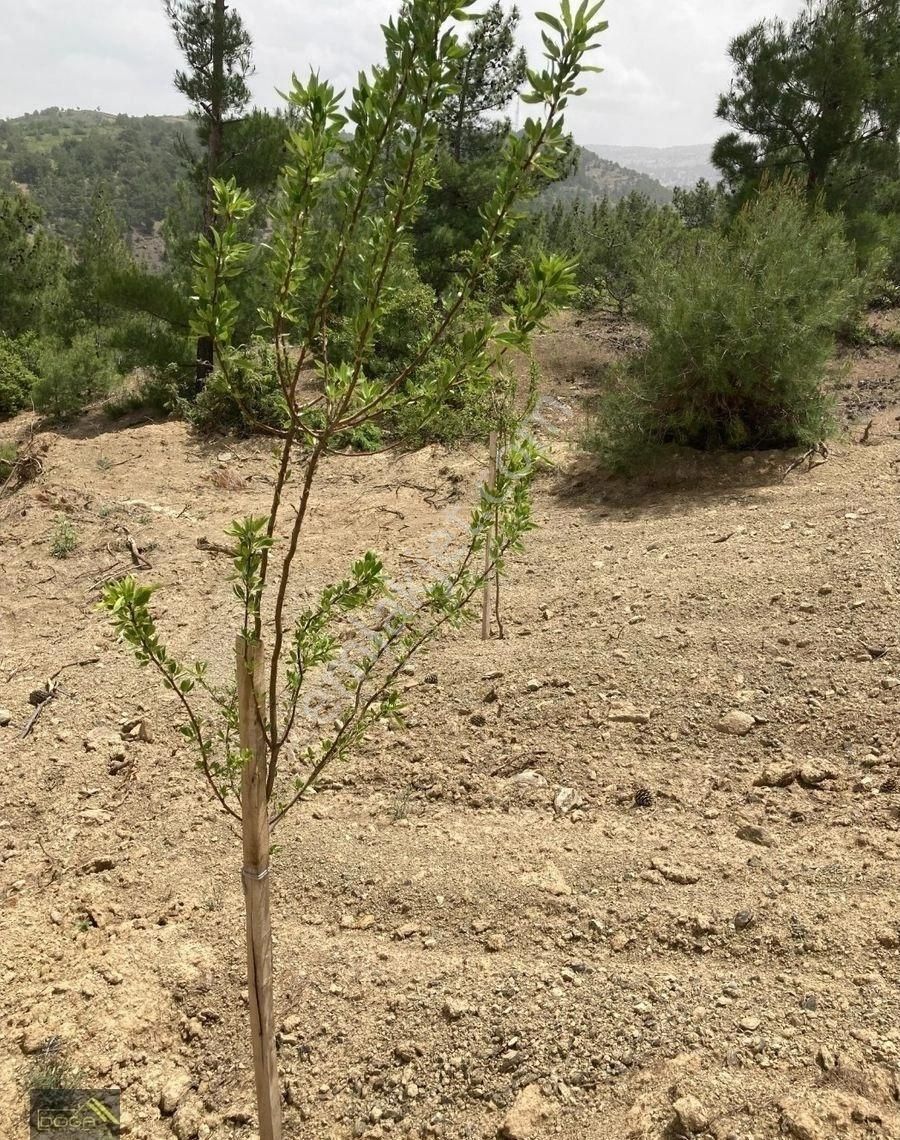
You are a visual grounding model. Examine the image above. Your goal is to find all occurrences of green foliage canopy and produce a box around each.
[713,0,900,213]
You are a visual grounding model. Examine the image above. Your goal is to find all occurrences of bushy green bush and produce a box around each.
[388,347,497,446]
[846,210,900,305]
[185,339,289,434]
[31,334,118,420]
[0,333,41,419]
[356,263,497,447]
[587,181,865,471]
[103,364,186,420]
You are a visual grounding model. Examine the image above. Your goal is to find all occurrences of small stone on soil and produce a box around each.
[736,823,776,847]
[798,761,837,788]
[780,1100,823,1140]
[442,998,470,1022]
[522,862,573,896]
[159,1072,192,1116]
[672,1095,710,1135]
[755,763,797,788]
[509,769,548,788]
[19,1026,50,1054]
[716,710,756,736]
[553,786,583,815]
[498,1084,553,1140]
[608,702,650,724]
[651,859,702,885]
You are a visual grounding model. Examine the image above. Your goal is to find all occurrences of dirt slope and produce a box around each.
[1,316,900,1140]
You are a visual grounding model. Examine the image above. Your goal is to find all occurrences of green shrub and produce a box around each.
[104,364,186,420]
[32,334,118,420]
[0,333,41,419]
[587,181,865,471]
[388,342,497,446]
[186,257,497,447]
[185,339,288,435]
[846,210,900,305]
[541,193,684,316]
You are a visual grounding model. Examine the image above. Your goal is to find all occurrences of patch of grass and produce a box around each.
[27,1039,80,1093]
[49,516,77,559]
[391,785,421,822]
[0,441,16,480]
[96,455,113,472]
[843,322,900,350]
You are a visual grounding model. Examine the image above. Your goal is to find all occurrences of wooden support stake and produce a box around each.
[236,637,282,1140]
[481,431,498,641]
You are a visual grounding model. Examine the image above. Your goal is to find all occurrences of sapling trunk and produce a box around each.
[236,637,281,1140]
[481,430,499,640]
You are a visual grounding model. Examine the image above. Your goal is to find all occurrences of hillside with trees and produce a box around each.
[0,108,188,239]
[586,142,717,187]
[0,111,671,246]
[542,145,673,205]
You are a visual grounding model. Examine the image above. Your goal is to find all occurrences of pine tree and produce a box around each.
[70,186,131,343]
[438,1,528,162]
[165,0,254,384]
[415,4,555,293]
[713,0,900,210]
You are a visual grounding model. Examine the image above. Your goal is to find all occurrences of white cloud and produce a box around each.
[2,0,807,146]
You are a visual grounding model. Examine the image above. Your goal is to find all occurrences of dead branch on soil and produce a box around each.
[21,685,58,738]
[0,437,47,499]
[781,442,829,481]
[855,637,892,659]
[104,453,144,470]
[108,525,153,569]
[21,659,100,738]
[197,536,237,557]
[36,838,64,886]
[859,419,874,444]
[88,564,134,591]
[50,657,100,681]
[125,534,152,569]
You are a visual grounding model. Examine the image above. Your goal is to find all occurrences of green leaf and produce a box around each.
[535,11,564,33]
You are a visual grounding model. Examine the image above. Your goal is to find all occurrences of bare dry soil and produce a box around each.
[1,313,900,1140]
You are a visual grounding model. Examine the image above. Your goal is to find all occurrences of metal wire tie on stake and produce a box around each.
[242,867,270,881]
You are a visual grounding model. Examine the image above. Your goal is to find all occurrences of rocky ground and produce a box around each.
[1,312,900,1140]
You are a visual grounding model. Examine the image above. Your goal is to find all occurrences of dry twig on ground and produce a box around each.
[782,442,829,481]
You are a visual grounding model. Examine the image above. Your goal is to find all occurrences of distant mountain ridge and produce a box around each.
[585,143,717,189]
[543,146,673,206]
[1,108,680,241]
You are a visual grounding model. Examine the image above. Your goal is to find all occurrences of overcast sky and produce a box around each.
[1,0,806,147]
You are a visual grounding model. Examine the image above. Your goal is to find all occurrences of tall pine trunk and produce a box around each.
[196,0,226,386]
